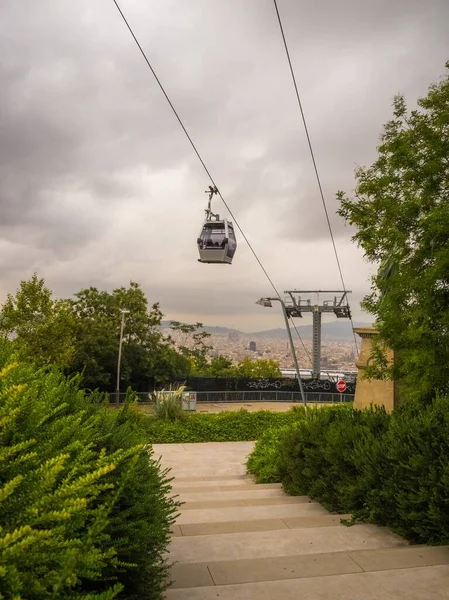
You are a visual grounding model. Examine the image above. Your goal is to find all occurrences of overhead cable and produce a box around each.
[111,0,311,361]
[272,0,360,353]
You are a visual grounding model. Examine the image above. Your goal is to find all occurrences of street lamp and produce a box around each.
[256,297,307,409]
[115,309,130,407]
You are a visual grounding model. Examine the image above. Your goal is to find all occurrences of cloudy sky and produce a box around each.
[1,0,448,333]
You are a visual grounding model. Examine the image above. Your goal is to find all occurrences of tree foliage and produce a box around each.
[70,282,175,391]
[338,62,449,399]
[0,277,190,392]
[229,357,282,378]
[201,355,233,377]
[0,273,76,369]
[189,355,282,378]
[169,321,213,372]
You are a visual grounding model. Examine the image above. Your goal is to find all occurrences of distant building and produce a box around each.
[249,341,257,352]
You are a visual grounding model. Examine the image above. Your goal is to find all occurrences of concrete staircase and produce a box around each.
[153,442,449,599]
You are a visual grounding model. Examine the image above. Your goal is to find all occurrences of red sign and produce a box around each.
[336,380,347,393]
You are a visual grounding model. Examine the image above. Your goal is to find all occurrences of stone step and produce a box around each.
[174,514,350,537]
[165,564,449,599]
[176,500,328,525]
[174,489,290,504]
[172,477,255,487]
[172,475,251,483]
[181,496,309,510]
[171,483,281,493]
[168,545,449,590]
[154,441,255,452]
[169,523,407,563]
[168,468,249,479]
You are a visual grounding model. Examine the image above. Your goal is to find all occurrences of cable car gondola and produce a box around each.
[197,186,237,264]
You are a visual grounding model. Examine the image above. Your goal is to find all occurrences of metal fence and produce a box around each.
[154,376,356,395]
[109,390,353,404]
[193,390,353,404]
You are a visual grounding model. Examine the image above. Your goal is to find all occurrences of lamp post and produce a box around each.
[115,309,130,407]
[256,297,307,409]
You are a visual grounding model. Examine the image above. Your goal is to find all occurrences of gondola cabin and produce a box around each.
[197,218,237,264]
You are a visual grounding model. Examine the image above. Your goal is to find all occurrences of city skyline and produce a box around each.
[166,327,357,372]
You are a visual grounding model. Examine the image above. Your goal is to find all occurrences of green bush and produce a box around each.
[278,405,389,512]
[246,426,291,483]
[375,396,449,543]
[93,398,179,600]
[0,350,178,600]
[143,407,306,444]
[247,399,449,545]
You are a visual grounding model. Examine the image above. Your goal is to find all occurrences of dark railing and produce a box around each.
[154,376,356,395]
[109,388,354,405]
[193,390,353,404]
[109,377,356,404]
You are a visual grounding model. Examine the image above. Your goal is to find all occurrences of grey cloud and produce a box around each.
[0,0,448,330]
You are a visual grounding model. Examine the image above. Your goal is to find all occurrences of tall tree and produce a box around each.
[0,273,75,368]
[338,62,449,399]
[71,282,189,391]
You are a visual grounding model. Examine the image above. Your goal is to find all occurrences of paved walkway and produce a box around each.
[153,442,449,599]
[138,402,340,415]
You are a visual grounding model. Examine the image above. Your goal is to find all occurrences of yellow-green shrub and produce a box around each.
[0,349,178,600]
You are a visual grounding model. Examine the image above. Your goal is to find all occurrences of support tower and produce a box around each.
[284,290,352,379]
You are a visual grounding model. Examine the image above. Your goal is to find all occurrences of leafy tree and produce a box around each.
[338,62,449,400]
[71,283,189,391]
[0,273,76,368]
[169,321,213,371]
[149,343,191,382]
[205,355,234,377]
[190,354,233,377]
[189,355,282,378]
[0,277,190,391]
[229,357,282,378]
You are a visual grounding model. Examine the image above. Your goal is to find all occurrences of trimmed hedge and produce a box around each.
[246,426,292,483]
[246,400,449,545]
[375,397,449,543]
[0,352,178,600]
[142,407,306,443]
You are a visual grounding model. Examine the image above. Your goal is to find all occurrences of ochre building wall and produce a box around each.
[353,327,396,413]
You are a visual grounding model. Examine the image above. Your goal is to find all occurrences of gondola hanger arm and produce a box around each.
[205,185,219,220]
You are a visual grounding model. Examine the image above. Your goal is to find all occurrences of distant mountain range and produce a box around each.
[161,320,373,341]
[247,321,372,340]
